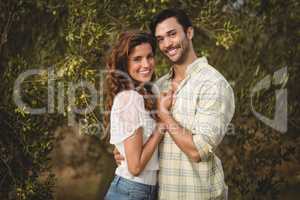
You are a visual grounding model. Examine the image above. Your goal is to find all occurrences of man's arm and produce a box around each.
[161,80,235,162]
[164,116,201,162]
[113,147,124,166]
[157,90,201,162]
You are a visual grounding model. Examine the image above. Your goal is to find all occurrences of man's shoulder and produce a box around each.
[190,63,234,99]
[195,62,230,85]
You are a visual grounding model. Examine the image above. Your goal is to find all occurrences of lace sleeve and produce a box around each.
[109,90,145,144]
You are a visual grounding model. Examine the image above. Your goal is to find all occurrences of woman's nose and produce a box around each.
[141,58,151,68]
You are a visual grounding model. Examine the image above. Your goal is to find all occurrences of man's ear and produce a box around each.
[186,26,194,40]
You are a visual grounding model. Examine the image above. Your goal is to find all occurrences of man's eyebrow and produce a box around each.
[155,29,176,38]
[167,29,176,34]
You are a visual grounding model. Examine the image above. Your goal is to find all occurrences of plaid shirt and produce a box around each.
[155,57,235,200]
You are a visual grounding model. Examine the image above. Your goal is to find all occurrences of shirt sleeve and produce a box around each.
[109,90,145,144]
[191,80,235,161]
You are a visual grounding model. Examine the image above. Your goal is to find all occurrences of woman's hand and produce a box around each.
[157,90,173,122]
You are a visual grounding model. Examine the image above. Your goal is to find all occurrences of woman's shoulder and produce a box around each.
[114,90,143,102]
[113,90,144,109]
[116,89,141,98]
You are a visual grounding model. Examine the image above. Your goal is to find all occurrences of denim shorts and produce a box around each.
[105,175,157,200]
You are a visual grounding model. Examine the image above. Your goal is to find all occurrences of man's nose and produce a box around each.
[163,37,172,48]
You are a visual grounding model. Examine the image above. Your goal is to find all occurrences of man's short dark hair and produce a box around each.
[149,8,192,36]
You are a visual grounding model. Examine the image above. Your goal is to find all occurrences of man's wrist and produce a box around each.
[158,111,171,122]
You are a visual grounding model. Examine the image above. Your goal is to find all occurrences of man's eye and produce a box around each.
[170,32,176,37]
[157,38,163,43]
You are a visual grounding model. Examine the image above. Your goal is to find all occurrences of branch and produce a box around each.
[0,2,17,54]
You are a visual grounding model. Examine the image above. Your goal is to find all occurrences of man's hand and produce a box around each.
[113,147,125,166]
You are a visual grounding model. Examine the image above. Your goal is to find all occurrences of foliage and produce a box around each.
[0,0,299,199]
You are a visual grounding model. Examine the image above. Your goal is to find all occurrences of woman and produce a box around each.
[104,31,171,200]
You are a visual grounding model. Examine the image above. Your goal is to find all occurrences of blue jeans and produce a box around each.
[105,175,157,200]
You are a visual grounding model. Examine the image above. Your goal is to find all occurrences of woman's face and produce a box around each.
[127,43,155,83]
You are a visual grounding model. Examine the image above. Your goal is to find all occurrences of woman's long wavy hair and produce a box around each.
[103,31,157,139]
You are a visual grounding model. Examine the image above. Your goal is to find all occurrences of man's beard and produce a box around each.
[169,40,190,65]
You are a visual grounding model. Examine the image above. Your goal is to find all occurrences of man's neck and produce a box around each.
[173,50,197,81]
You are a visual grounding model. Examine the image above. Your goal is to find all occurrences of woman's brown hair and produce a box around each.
[103,31,157,139]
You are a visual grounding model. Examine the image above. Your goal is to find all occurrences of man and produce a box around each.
[114,8,235,200]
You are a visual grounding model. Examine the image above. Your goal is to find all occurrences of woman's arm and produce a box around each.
[124,124,164,176]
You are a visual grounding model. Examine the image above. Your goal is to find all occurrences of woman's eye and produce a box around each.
[148,54,154,59]
[133,57,142,62]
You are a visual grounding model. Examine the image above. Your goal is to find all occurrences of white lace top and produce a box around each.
[110,90,159,185]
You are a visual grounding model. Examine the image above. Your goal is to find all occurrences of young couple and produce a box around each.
[104,8,235,200]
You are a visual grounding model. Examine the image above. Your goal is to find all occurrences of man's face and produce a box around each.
[155,17,192,64]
